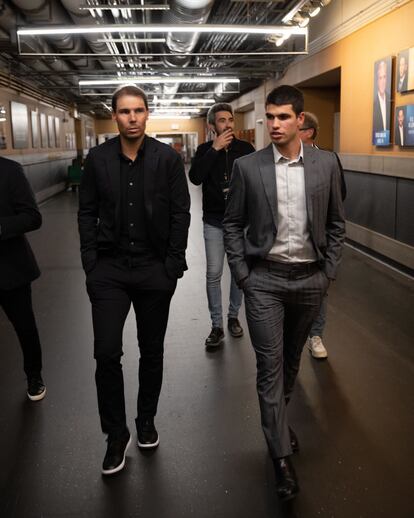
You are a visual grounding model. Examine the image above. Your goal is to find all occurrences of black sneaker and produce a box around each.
[137,418,159,449]
[102,432,131,475]
[205,327,224,348]
[27,376,46,401]
[227,318,244,338]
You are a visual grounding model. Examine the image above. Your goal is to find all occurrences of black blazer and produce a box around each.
[223,144,345,284]
[0,157,42,290]
[78,136,191,279]
[395,124,408,146]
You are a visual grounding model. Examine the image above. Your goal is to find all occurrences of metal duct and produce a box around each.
[59,0,120,69]
[0,2,70,87]
[163,0,214,68]
[10,0,85,65]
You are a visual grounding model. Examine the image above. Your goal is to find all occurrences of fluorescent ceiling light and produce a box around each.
[154,98,215,104]
[79,78,240,86]
[150,108,201,113]
[150,115,192,120]
[79,4,170,10]
[97,38,166,44]
[17,24,307,37]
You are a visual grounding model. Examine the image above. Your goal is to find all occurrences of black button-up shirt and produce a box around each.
[118,138,157,264]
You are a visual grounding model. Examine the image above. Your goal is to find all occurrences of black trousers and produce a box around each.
[86,254,176,438]
[0,283,42,378]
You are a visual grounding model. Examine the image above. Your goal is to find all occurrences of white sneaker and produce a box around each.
[308,336,328,359]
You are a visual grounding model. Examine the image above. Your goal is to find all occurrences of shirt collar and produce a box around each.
[118,135,146,161]
[272,140,304,165]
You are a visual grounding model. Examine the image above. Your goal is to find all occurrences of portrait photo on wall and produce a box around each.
[395,105,414,147]
[372,56,393,146]
[396,47,414,93]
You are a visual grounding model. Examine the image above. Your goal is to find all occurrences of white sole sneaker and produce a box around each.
[137,435,160,449]
[27,386,46,401]
[307,338,328,359]
[102,435,132,476]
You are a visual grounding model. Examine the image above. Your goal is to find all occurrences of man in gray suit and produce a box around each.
[223,85,345,500]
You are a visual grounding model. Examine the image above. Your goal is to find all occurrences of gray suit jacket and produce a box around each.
[223,143,345,284]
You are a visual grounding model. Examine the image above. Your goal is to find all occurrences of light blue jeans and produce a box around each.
[309,293,327,337]
[203,222,243,328]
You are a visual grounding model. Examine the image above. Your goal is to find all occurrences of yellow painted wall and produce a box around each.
[302,88,340,150]
[95,116,207,146]
[282,1,414,156]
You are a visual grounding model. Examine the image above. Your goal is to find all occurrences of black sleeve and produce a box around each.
[78,151,99,273]
[165,153,191,279]
[188,143,219,185]
[334,152,347,201]
[0,163,42,240]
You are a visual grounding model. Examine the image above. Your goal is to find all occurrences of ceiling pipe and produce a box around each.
[9,0,86,69]
[163,0,214,68]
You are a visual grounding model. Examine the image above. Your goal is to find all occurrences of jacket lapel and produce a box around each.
[142,137,160,221]
[105,136,121,200]
[303,144,317,226]
[259,144,278,227]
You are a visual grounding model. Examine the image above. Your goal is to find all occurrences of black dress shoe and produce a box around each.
[205,327,224,348]
[27,375,46,401]
[137,418,159,449]
[227,318,244,338]
[102,432,131,475]
[289,426,299,453]
[273,456,299,501]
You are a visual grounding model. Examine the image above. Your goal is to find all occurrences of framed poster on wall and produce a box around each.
[31,110,39,148]
[372,56,393,146]
[10,101,29,149]
[47,114,55,147]
[54,116,60,147]
[0,105,7,149]
[40,113,47,147]
[396,47,414,93]
[395,105,414,146]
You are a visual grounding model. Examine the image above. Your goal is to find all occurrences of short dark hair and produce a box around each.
[265,85,304,115]
[112,85,149,112]
[302,111,319,140]
[207,103,233,125]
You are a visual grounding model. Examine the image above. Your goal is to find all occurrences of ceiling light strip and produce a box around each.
[19,51,308,57]
[17,24,307,37]
[79,78,240,86]
[79,4,170,10]
[96,38,166,43]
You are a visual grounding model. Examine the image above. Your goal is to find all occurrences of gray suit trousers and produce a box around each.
[243,261,329,458]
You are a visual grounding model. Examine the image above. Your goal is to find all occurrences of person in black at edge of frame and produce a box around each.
[0,156,46,401]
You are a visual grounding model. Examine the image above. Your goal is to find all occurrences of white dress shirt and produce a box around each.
[399,125,404,146]
[377,92,387,131]
[267,142,317,263]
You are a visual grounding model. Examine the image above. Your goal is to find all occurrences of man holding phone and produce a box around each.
[189,103,255,348]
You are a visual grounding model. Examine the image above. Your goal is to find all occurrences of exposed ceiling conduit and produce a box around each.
[163,0,214,68]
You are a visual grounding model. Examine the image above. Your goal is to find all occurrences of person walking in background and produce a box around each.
[299,111,347,359]
[189,103,255,349]
[0,156,45,401]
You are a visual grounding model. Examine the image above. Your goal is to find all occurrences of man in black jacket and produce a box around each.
[78,85,190,475]
[189,103,255,348]
[0,157,45,401]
